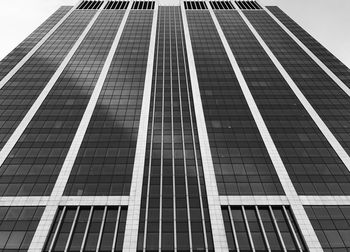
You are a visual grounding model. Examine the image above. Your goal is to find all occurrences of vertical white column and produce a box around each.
[0,1,85,90]
[223,1,323,251]
[29,204,59,251]
[28,1,135,250]
[50,0,133,199]
[262,5,350,98]
[141,4,161,250]
[123,3,159,251]
[180,2,228,251]
[0,0,103,167]
[232,2,350,173]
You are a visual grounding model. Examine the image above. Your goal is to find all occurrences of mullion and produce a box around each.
[158,7,166,249]
[269,206,287,252]
[159,7,174,250]
[242,1,251,9]
[86,1,94,9]
[242,206,256,251]
[111,207,121,251]
[246,1,255,10]
[64,206,80,252]
[179,6,209,250]
[104,2,111,9]
[80,1,89,9]
[142,11,161,251]
[255,206,271,252]
[245,207,268,251]
[273,207,299,251]
[285,208,307,251]
[90,1,98,9]
[169,7,177,251]
[217,1,224,9]
[96,206,107,251]
[174,6,193,250]
[77,1,85,9]
[85,207,104,251]
[143,11,161,251]
[228,206,240,251]
[48,206,66,252]
[80,206,94,251]
[236,1,245,9]
[282,206,303,251]
[228,1,235,9]
[54,207,76,251]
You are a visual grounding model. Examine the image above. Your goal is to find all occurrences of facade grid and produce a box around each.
[0,0,350,251]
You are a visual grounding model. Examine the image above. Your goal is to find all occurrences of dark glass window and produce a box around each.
[0,10,96,151]
[215,9,350,195]
[64,10,153,197]
[244,10,350,159]
[0,6,72,81]
[305,205,350,251]
[0,206,44,251]
[137,7,213,251]
[267,6,350,91]
[187,9,284,196]
[0,10,124,197]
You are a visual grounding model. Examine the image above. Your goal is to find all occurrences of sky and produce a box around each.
[0,0,349,68]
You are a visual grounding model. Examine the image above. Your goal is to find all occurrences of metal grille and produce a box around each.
[235,1,262,10]
[43,206,127,252]
[131,1,155,10]
[222,205,307,251]
[184,1,208,10]
[77,1,104,9]
[209,1,235,9]
[104,1,129,9]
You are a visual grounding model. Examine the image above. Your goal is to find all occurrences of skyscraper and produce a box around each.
[0,0,349,251]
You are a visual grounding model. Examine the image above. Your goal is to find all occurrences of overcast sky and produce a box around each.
[0,0,349,68]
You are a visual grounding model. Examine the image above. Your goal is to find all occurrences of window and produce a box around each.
[0,206,44,250]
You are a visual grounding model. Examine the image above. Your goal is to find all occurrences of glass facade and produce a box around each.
[137,7,213,251]
[186,9,283,196]
[244,11,350,156]
[215,10,350,196]
[305,206,350,251]
[64,10,154,197]
[0,10,96,150]
[0,6,72,81]
[1,10,124,197]
[0,206,44,251]
[267,7,350,89]
[0,1,349,251]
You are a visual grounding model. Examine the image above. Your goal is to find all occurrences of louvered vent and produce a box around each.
[77,0,104,9]
[209,1,235,9]
[184,1,208,9]
[131,1,155,9]
[235,1,262,9]
[104,1,129,9]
